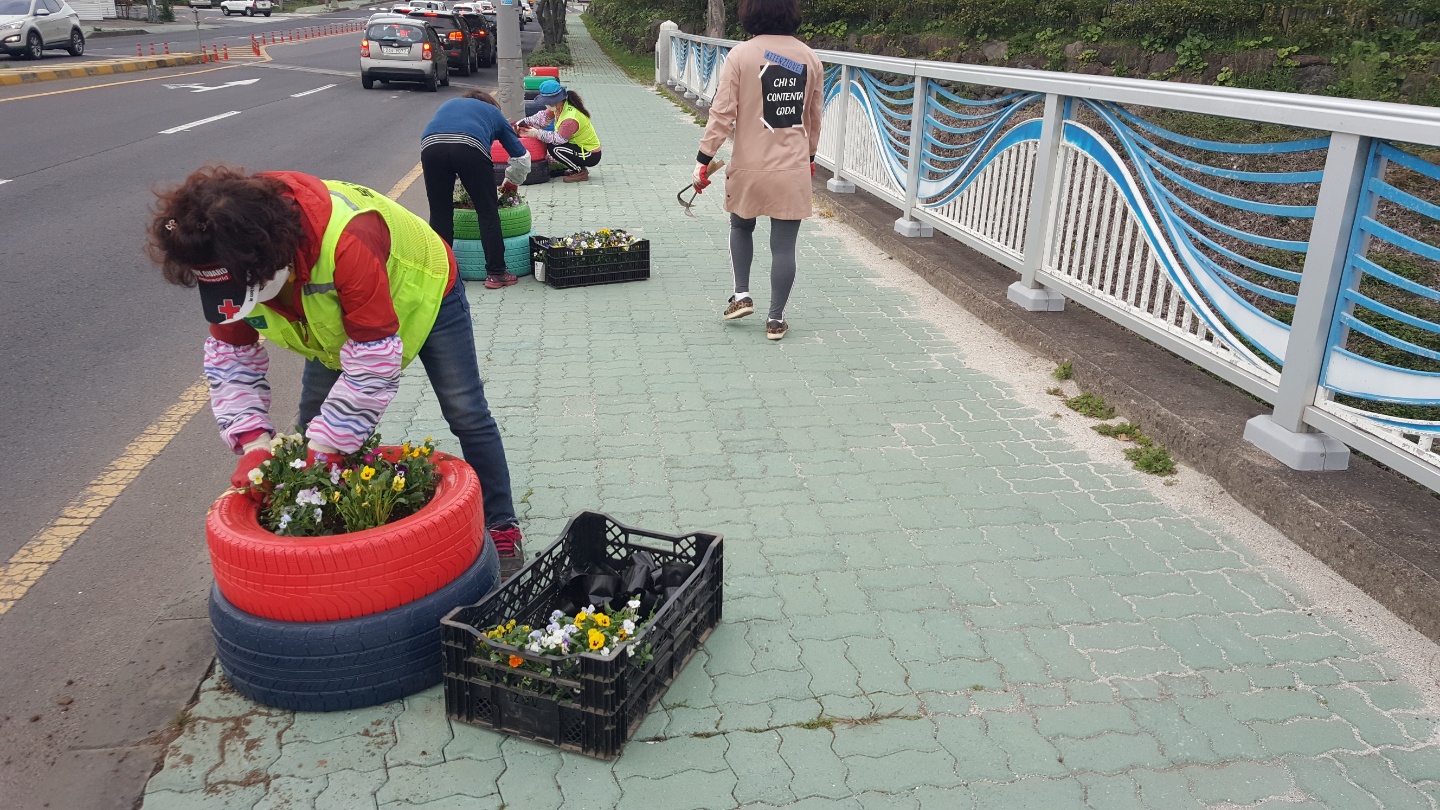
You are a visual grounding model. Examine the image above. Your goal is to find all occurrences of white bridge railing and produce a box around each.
[657,24,1440,495]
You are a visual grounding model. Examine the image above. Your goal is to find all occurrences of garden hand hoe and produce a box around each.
[677,159,726,218]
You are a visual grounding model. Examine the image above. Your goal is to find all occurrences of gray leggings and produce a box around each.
[730,214,801,321]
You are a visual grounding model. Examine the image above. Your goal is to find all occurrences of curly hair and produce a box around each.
[149,164,305,288]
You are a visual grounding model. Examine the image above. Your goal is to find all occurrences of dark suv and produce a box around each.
[458,12,494,68]
[407,10,475,76]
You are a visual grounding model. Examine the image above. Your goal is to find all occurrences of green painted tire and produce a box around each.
[498,203,532,239]
[453,208,481,241]
[504,233,532,276]
[452,238,487,281]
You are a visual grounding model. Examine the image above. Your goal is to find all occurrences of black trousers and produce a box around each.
[422,141,506,275]
[549,143,601,174]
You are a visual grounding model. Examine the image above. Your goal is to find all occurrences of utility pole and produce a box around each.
[495,0,523,120]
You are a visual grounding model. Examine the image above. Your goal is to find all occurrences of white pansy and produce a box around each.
[247,468,265,485]
[290,458,307,469]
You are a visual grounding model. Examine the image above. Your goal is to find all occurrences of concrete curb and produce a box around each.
[658,80,1440,644]
[0,53,206,85]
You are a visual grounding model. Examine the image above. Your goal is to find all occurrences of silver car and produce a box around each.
[360,16,449,92]
[0,0,83,60]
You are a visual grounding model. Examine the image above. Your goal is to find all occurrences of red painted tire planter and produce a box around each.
[529,66,559,78]
[491,137,548,163]
[207,450,485,623]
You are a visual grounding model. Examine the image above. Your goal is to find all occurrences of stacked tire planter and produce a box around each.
[453,199,534,281]
[490,138,550,187]
[206,451,500,712]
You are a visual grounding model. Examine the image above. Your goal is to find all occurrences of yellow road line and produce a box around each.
[387,161,425,200]
[0,381,210,615]
[0,63,237,103]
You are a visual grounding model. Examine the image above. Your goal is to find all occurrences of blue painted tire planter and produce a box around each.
[505,233,533,275]
[452,238,488,281]
[212,539,500,712]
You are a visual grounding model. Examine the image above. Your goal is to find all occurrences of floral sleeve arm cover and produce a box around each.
[304,335,402,454]
[204,337,275,454]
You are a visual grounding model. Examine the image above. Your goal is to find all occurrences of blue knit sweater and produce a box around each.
[422,98,526,157]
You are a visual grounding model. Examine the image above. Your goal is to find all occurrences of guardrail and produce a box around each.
[656,24,1440,494]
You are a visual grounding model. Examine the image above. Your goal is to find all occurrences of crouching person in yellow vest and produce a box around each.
[149,166,526,577]
[516,79,602,183]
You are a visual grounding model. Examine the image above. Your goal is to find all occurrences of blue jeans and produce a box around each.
[297,279,517,528]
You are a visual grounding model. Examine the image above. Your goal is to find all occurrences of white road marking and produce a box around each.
[162,78,261,92]
[290,83,336,97]
[159,110,243,134]
[0,179,10,185]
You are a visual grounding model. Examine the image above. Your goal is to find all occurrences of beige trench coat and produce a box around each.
[698,35,824,221]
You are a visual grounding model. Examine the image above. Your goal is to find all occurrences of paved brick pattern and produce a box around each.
[142,17,1440,809]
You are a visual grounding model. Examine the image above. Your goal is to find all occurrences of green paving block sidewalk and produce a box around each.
[142,16,1440,810]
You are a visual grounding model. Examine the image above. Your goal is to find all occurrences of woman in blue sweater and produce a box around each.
[422,90,532,289]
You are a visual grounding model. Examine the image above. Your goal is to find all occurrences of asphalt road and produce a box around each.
[0,17,539,808]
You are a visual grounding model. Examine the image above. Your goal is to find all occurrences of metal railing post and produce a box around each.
[1005,93,1069,312]
[1243,132,1372,472]
[655,21,678,87]
[894,73,933,238]
[826,63,855,194]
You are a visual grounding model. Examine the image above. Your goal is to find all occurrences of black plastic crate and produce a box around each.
[440,512,723,759]
[531,235,651,289]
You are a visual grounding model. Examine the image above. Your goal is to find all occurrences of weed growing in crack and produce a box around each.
[1092,421,1178,477]
[1064,392,1116,419]
[1046,386,1064,397]
[1093,422,1144,441]
[1125,444,1177,476]
[1052,361,1073,381]
[168,709,192,731]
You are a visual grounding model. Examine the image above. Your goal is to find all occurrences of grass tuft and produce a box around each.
[1064,392,1116,419]
[1052,361,1073,380]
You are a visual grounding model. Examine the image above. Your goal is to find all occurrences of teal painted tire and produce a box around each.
[504,233,532,276]
[453,208,481,241]
[498,203,531,239]
[453,238,487,281]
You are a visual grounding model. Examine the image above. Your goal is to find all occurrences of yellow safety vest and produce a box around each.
[557,102,601,155]
[245,180,452,370]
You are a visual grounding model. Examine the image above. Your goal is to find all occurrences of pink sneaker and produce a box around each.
[490,525,524,579]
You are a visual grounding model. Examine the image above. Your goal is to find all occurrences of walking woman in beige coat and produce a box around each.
[694,0,823,340]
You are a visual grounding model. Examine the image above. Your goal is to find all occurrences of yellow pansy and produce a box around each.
[392,476,406,492]
[588,629,604,650]
[360,466,376,481]
[574,611,587,624]
[594,614,611,628]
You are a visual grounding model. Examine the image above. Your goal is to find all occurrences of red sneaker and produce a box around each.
[484,273,518,289]
[490,525,524,579]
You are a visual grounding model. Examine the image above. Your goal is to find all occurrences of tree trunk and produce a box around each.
[537,0,567,50]
[705,0,724,38]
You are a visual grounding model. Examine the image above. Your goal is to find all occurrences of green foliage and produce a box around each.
[159,0,174,22]
[1052,361,1073,380]
[1174,31,1213,73]
[1064,392,1116,419]
[1094,421,1144,439]
[527,45,573,66]
[1093,421,1178,476]
[584,12,653,82]
[1125,444,1178,476]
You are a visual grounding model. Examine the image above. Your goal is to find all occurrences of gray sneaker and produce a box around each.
[490,525,524,580]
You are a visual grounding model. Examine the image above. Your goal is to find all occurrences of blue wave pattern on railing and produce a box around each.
[668,29,1440,486]
[1321,142,1440,434]
[1074,101,1330,370]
